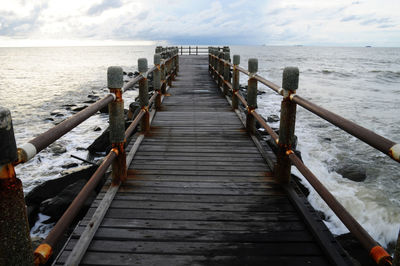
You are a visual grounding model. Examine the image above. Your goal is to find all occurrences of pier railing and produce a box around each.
[209,46,397,266]
[0,47,179,265]
[179,46,208,55]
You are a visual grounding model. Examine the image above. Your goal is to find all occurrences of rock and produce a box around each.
[84,99,96,104]
[88,95,100,100]
[257,90,266,95]
[93,126,102,132]
[323,137,332,141]
[61,163,79,169]
[267,115,280,123]
[50,110,65,116]
[72,105,88,112]
[99,105,109,114]
[337,165,367,182]
[25,165,98,205]
[87,127,111,155]
[44,118,54,122]
[39,179,96,221]
[49,143,67,154]
[128,102,141,120]
[336,233,376,266]
[27,204,39,228]
[127,72,134,77]
[123,71,127,75]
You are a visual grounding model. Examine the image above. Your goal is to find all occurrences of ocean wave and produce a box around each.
[370,70,400,83]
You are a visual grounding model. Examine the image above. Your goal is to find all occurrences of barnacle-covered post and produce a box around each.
[138,58,150,133]
[275,67,299,183]
[223,52,231,96]
[107,66,127,184]
[246,58,258,134]
[0,107,34,265]
[232,55,240,109]
[154,54,162,110]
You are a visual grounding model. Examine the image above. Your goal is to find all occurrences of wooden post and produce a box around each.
[189,46,191,55]
[107,66,127,184]
[180,46,182,55]
[196,46,198,55]
[246,58,258,134]
[223,52,231,95]
[0,107,34,266]
[161,58,166,95]
[154,54,161,110]
[232,55,240,109]
[217,51,224,89]
[175,47,179,74]
[275,67,299,183]
[138,58,150,133]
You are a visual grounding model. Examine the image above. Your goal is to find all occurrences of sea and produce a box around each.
[0,45,398,248]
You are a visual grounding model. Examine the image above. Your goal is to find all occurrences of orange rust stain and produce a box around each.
[110,89,123,102]
[0,163,16,179]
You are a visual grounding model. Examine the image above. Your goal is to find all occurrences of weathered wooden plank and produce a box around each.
[56,252,330,266]
[72,227,311,242]
[124,169,269,177]
[64,239,320,255]
[85,209,298,222]
[79,218,304,231]
[91,199,294,212]
[125,174,276,183]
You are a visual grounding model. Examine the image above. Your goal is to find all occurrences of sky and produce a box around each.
[0,0,399,47]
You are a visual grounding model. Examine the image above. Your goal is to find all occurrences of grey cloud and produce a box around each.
[361,17,391,25]
[0,4,46,36]
[87,0,123,16]
[341,15,361,22]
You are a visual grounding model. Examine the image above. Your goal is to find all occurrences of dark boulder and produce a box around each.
[337,164,367,182]
[267,114,280,123]
[39,179,96,221]
[72,106,88,112]
[49,143,67,155]
[25,165,98,205]
[87,127,111,155]
[61,163,79,169]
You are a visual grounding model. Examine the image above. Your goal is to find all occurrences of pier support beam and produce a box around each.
[108,66,127,184]
[223,52,231,96]
[138,58,150,133]
[246,58,258,134]
[154,54,162,110]
[275,67,299,183]
[0,107,34,266]
[232,55,240,109]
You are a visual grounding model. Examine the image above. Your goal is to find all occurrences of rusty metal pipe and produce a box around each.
[19,94,114,163]
[252,111,279,141]
[254,74,281,94]
[148,91,158,105]
[291,95,398,162]
[125,109,145,140]
[34,150,117,265]
[288,152,392,265]
[122,75,143,93]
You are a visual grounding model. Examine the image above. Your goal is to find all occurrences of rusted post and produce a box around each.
[0,107,34,266]
[223,52,231,95]
[394,229,400,266]
[246,59,258,134]
[138,58,150,133]
[107,66,127,184]
[232,55,240,109]
[217,51,224,89]
[154,54,162,110]
[275,67,299,183]
[161,58,166,95]
[175,47,179,74]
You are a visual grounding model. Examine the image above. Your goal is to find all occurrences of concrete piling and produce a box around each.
[246,58,258,134]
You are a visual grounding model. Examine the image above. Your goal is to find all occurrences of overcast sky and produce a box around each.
[0,0,399,47]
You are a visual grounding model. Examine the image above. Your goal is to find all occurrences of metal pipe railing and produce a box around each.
[208,47,395,265]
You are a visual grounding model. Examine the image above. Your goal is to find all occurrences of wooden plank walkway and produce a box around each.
[54,56,352,265]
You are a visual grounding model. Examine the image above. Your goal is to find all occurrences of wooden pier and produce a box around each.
[53,56,351,265]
